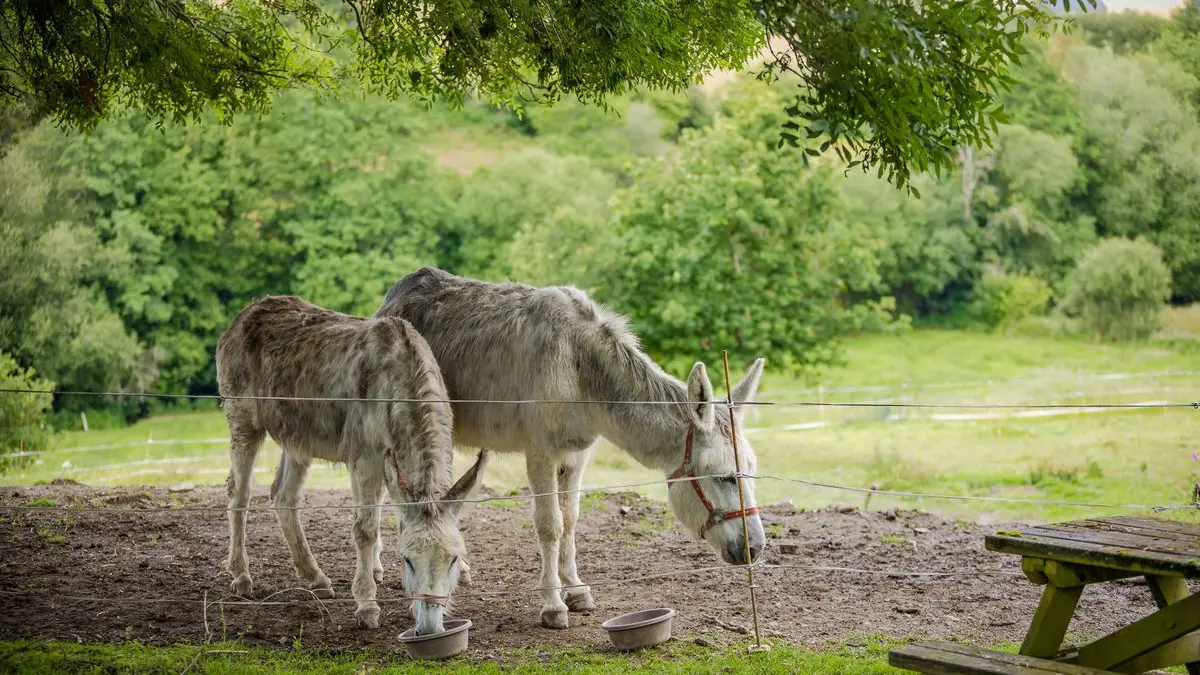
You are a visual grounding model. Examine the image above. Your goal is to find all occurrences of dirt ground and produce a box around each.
[0,482,1178,660]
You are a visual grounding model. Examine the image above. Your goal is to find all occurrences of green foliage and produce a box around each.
[454,148,616,279]
[969,270,1053,332]
[1062,40,1200,301]
[996,39,1085,138]
[760,0,1065,191]
[1063,238,1172,341]
[1155,0,1200,110]
[1077,10,1169,53]
[976,123,1094,287]
[353,0,762,111]
[0,0,332,130]
[48,90,466,390]
[0,0,1068,192]
[5,24,1200,417]
[504,203,618,292]
[0,127,152,398]
[604,86,901,374]
[840,171,978,318]
[0,352,53,463]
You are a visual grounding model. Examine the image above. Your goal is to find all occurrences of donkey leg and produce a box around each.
[349,457,384,628]
[527,450,569,629]
[557,447,595,612]
[225,419,264,597]
[272,452,334,599]
[372,500,384,585]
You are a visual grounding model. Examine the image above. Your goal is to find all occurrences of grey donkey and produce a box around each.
[216,295,487,635]
[376,267,766,629]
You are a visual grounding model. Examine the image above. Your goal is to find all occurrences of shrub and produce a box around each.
[970,270,1053,332]
[1062,238,1172,341]
[0,351,54,468]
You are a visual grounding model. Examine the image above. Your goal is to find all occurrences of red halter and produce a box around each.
[667,425,759,539]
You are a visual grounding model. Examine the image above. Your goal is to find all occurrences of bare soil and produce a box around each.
[0,483,1174,659]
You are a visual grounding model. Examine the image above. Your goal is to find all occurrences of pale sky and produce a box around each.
[1103,0,1187,15]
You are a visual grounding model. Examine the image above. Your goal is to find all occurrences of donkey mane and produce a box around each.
[379,267,696,426]
[389,320,455,505]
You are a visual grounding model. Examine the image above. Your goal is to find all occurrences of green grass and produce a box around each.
[0,638,908,674]
[877,533,909,547]
[4,329,1198,524]
[763,328,1190,391]
[1163,304,1200,337]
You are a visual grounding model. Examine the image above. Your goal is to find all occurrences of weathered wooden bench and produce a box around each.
[890,515,1200,675]
[986,515,1200,675]
[889,642,1120,675]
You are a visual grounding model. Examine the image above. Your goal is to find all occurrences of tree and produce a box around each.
[0,352,54,463]
[0,126,152,397]
[46,88,468,392]
[454,148,616,280]
[1062,41,1200,301]
[997,38,1085,139]
[840,169,979,318]
[0,0,1075,190]
[603,84,900,375]
[975,123,1094,288]
[1077,10,1169,53]
[1155,0,1200,111]
[1062,237,1171,341]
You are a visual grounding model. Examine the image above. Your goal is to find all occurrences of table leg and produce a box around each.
[1147,576,1200,675]
[1020,584,1083,658]
[1074,589,1200,673]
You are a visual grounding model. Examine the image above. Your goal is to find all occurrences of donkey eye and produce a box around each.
[718,476,738,486]
[449,556,459,571]
[404,557,415,572]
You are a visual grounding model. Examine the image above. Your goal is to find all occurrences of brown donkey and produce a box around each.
[216,295,486,634]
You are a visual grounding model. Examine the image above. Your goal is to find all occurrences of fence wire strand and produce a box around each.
[751,474,1199,512]
[0,474,729,512]
[2,473,1195,513]
[1,387,1197,410]
[0,561,1028,610]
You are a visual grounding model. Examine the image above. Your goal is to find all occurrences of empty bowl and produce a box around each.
[601,608,675,651]
[397,619,472,660]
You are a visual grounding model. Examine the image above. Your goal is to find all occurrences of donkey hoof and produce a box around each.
[564,589,595,612]
[310,585,335,600]
[372,568,384,585]
[540,607,569,629]
[356,605,381,629]
[231,575,253,597]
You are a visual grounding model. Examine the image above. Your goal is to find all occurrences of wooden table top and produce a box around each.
[985,515,1200,578]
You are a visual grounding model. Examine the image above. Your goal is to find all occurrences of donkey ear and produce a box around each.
[731,358,765,419]
[444,450,489,516]
[686,362,716,433]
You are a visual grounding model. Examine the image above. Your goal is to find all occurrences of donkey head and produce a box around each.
[666,359,767,566]
[392,450,488,636]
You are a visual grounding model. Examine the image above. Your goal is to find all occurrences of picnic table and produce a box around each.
[890,514,1200,675]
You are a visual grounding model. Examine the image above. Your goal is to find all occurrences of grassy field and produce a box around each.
[0,637,910,674]
[5,328,1198,524]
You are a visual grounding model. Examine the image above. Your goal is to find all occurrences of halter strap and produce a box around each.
[668,424,759,539]
[408,592,449,607]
